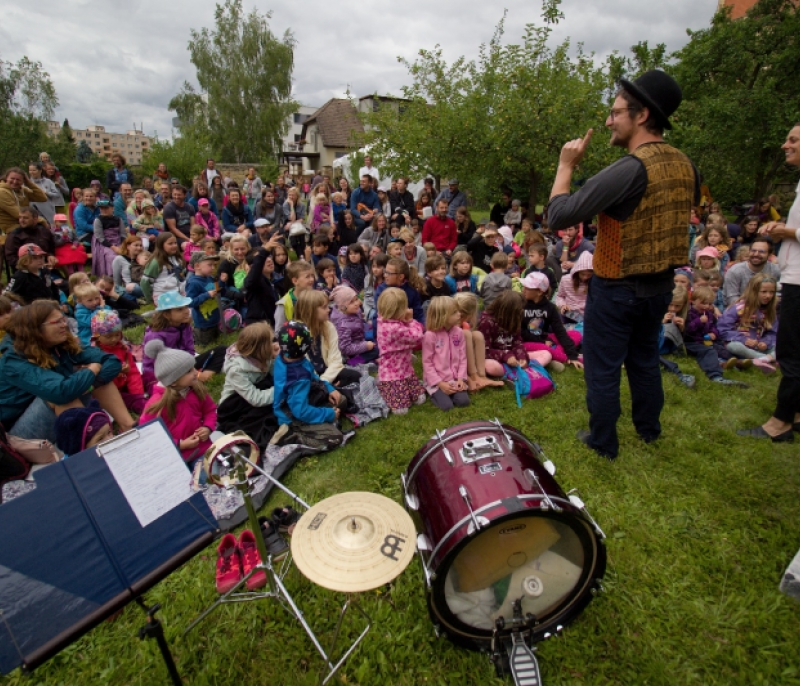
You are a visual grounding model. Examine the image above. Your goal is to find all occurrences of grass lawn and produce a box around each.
[5,333,799,685]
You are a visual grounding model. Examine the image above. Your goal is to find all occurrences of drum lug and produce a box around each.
[416,535,433,588]
[567,490,606,539]
[459,485,483,531]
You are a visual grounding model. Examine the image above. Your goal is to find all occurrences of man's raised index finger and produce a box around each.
[581,128,594,150]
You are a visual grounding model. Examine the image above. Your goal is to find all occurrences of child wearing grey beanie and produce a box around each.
[140,339,218,463]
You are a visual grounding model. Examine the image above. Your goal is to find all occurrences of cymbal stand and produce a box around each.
[185,446,370,684]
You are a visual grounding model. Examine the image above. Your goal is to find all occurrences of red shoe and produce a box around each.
[239,529,267,590]
[215,533,242,594]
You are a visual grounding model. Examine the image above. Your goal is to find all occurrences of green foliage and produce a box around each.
[173,0,298,164]
[670,0,800,204]
[76,140,96,164]
[141,135,212,188]
[57,161,113,191]
[363,1,618,208]
[0,55,58,171]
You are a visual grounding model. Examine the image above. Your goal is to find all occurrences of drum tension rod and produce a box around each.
[458,485,482,531]
[490,417,514,450]
[435,429,454,465]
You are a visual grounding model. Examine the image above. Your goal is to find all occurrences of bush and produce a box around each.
[58,160,113,191]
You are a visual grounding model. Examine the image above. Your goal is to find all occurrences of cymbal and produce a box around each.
[291,492,416,593]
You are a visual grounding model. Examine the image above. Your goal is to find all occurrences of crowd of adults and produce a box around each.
[0,72,797,467]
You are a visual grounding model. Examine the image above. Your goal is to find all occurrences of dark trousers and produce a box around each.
[583,277,671,458]
[685,341,730,378]
[774,283,800,423]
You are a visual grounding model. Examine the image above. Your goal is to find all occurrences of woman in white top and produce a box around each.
[738,124,800,442]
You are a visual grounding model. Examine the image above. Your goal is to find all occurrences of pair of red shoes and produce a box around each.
[215,530,267,594]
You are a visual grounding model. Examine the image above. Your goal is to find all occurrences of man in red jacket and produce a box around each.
[422,199,457,257]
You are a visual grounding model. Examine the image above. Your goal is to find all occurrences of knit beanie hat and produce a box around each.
[674,267,693,284]
[144,338,196,386]
[278,320,312,359]
[91,309,122,337]
[331,285,358,311]
[54,400,112,455]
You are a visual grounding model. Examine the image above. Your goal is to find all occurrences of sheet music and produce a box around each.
[101,422,194,528]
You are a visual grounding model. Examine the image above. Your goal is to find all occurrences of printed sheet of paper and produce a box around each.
[101,421,194,528]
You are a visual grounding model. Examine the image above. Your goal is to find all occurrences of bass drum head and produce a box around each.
[429,508,605,650]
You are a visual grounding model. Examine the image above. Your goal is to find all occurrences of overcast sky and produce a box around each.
[1,0,719,139]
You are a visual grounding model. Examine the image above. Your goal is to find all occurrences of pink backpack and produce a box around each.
[503,361,555,404]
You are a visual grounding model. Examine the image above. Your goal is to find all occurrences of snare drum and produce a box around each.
[402,420,606,651]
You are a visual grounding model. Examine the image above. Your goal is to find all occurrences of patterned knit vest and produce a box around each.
[594,142,694,279]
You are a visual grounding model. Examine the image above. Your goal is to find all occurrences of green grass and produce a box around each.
[5,350,799,686]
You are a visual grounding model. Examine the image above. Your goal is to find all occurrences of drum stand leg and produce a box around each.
[184,455,335,674]
[321,594,372,686]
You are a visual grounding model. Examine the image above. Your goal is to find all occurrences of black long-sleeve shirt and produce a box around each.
[244,248,278,325]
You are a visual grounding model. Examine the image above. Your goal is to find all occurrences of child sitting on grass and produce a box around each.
[74,283,111,347]
[184,225,207,269]
[271,320,344,444]
[311,234,340,278]
[186,253,225,346]
[140,339,217,467]
[5,244,64,306]
[522,243,558,295]
[218,322,279,451]
[141,232,185,305]
[91,310,146,414]
[315,257,339,298]
[422,254,454,301]
[330,285,378,365]
[480,251,511,308]
[479,290,529,379]
[376,288,426,415]
[194,198,220,241]
[684,286,748,387]
[363,253,388,321]
[445,251,479,294]
[453,292,504,391]
[422,296,470,411]
[556,250,593,322]
[275,260,316,330]
[243,247,279,326]
[718,273,778,374]
[341,243,369,293]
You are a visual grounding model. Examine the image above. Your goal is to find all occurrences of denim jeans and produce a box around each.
[9,397,58,444]
[582,277,672,458]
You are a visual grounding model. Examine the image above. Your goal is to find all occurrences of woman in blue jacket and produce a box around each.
[0,300,134,443]
[221,189,254,233]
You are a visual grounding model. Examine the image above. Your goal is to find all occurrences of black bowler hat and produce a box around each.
[619,70,682,130]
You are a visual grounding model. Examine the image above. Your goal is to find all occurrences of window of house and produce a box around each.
[293,113,309,125]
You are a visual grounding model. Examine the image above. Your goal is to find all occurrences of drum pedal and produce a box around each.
[508,633,542,686]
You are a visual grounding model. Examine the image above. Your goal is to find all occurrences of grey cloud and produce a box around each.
[3,0,718,143]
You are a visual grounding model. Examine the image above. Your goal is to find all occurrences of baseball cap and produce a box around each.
[521,272,550,292]
[18,243,47,258]
[190,252,220,267]
[97,199,111,208]
[198,198,210,206]
[254,218,270,228]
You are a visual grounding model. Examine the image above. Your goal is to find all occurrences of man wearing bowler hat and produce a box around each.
[547,70,699,460]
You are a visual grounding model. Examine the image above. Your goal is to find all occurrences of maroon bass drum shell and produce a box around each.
[402,420,606,652]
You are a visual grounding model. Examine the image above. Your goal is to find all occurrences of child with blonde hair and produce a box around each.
[422,296,470,411]
[184,225,207,269]
[453,292,504,390]
[376,288,426,414]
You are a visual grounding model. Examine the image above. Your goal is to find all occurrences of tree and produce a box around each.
[0,55,58,171]
[362,1,617,208]
[76,140,95,164]
[140,135,210,187]
[670,0,800,205]
[48,118,78,167]
[173,0,297,164]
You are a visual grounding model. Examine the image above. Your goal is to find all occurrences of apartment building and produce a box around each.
[46,121,152,164]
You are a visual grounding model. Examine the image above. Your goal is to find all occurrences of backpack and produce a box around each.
[503,361,555,406]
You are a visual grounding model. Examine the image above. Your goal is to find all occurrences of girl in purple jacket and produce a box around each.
[718,273,778,374]
[330,285,378,365]
[422,296,470,411]
[141,291,226,394]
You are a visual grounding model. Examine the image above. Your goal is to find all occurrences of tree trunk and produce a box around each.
[753,148,785,202]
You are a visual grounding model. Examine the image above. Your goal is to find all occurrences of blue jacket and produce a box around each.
[444,273,479,294]
[350,188,380,214]
[113,195,128,224]
[222,204,255,232]
[74,204,100,238]
[0,335,121,427]
[272,355,335,426]
[185,273,225,330]
[75,303,112,347]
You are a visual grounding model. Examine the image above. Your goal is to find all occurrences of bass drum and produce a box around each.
[402,420,606,651]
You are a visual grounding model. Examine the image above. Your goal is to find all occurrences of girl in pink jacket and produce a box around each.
[422,296,470,411]
[376,287,426,415]
[555,250,593,321]
[139,339,218,465]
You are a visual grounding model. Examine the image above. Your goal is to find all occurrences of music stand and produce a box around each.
[185,437,371,684]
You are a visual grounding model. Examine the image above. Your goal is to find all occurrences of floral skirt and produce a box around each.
[377,376,425,411]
